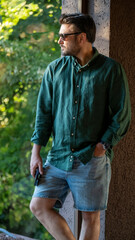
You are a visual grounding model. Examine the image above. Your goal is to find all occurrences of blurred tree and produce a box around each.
[0,0,61,239]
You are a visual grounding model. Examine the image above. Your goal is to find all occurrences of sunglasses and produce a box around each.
[59,32,82,41]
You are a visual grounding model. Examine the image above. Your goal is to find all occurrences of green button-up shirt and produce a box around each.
[31,48,131,171]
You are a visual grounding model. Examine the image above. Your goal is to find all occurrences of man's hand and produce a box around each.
[93,142,106,157]
[30,144,43,178]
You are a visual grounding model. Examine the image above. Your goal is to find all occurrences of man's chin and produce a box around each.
[61,50,73,57]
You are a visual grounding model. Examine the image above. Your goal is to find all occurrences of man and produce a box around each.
[30,13,131,240]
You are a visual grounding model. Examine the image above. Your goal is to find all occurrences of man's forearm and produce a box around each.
[30,144,43,177]
[32,144,42,155]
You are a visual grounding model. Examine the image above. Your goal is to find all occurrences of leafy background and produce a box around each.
[0,0,61,239]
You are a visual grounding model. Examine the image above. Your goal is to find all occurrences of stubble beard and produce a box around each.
[60,46,72,57]
[61,46,80,57]
[61,50,71,57]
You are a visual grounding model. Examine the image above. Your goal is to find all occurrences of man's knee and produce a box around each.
[82,211,100,225]
[29,198,40,216]
[29,197,56,216]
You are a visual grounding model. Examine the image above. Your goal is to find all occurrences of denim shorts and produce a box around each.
[32,155,111,211]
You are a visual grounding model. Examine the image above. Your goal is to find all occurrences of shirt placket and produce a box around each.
[69,66,82,166]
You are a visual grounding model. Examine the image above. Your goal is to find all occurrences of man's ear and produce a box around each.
[80,33,87,43]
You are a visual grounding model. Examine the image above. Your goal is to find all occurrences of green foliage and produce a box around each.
[0,0,61,239]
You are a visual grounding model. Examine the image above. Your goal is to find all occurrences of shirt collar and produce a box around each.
[73,47,99,70]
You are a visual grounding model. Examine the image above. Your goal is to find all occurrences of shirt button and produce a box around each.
[71,133,74,136]
[73,116,75,120]
[75,100,77,104]
[77,85,79,88]
[70,156,73,161]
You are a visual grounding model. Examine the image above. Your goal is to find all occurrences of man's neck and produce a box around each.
[76,44,94,66]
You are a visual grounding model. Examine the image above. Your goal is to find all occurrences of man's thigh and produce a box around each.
[67,155,111,211]
[32,162,70,208]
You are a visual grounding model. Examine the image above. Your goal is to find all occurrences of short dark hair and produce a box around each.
[59,13,96,44]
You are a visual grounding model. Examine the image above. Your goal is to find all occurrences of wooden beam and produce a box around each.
[78,0,88,14]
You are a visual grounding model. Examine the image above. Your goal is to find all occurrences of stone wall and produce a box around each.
[62,0,79,13]
[88,0,110,56]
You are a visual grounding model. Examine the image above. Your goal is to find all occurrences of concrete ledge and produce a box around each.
[13,234,38,240]
[0,233,38,240]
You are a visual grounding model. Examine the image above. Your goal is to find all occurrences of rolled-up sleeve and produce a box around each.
[101,64,131,146]
[31,66,53,146]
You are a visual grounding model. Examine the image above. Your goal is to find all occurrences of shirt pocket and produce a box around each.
[78,76,106,115]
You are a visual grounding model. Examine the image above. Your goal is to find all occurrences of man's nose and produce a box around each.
[58,37,64,44]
